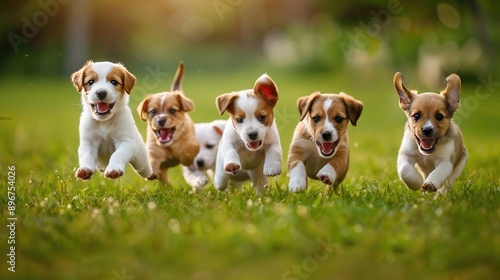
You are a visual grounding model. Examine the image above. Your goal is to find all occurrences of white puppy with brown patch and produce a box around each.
[182,120,226,188]
[394,72,468,195]
[71,61,152,180]
[288,92,363,192]
[214,74,282,194]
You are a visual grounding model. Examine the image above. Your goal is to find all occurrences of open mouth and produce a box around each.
[155,127,176,143]
[246,140,263,150]
[417,136,438,153]
[91,102,115,115]
[316,140,340,157]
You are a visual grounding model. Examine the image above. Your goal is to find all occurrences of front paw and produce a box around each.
[224,162,241,174]
[264,162,281,177]
[187,175,209,188]
[317,173,333,185]
[76,167,93,180]
[105,166,124,179]
[421,182,437,192]
[289,177,307,193]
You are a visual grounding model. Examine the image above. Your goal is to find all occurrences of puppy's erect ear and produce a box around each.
[254,74,279,107]
[393,72,415,111]
[297,92,321,121]
[171,61,184,92]
[216,93,239,115]
[340,92,363,126]
[121,65,137,95]
[137,95,152,121]
[213,124,224,136]
[441,73,461,113]
[71,60,93,93]
[175,92,195,112]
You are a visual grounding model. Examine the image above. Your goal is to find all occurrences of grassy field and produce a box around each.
[0,67,499,280]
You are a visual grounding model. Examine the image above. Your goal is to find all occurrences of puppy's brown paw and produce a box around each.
[105,169,123,179]
[148,173,159,180]
[421,182,437,192]
[76,167,93,180]
[224,162,241,174]
[318,174,333,185]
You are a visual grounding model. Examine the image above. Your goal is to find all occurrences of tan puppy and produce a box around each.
[71,61,152,180]
[288,92,363,192]
[137,62,199,184]
[394,72,468,194]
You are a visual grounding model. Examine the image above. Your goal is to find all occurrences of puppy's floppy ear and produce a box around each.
[393,72,415,111]
[137,95,152,121]
[175,92,195,112]
[339,92,363,126]
[171,61,184,92]
[216,93,239,115]
[297,92,321,121]
[120,65,136,95]
[71,60,93,93]
[254,74,279,107]
[441,73,461,113]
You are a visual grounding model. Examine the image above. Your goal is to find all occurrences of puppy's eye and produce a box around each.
[412,113,420,121]
[87,79,94,86]
[236,117,244,123]
[206,144,214,149]
[312,116,321,123]
[110,80,119,86]
[169,108,177,114]
[149,109,157,116]
[334,116,344,123]
[257,115,266,122]
[436,114,444,121]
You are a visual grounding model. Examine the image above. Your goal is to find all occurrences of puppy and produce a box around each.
[71,61,152,180]
[182,120,226,189]
[137,62,199,184]
[214,74,282,194]
[394,72,468,194]
[288,92,363,192]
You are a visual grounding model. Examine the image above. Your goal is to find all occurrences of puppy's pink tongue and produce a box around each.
[421,139,435,149]
[321,142,334,154]
[160,129,173,142]
[97,102,109,113]
[248,141,260,149]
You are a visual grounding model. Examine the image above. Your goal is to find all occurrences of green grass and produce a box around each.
[0,68,499,280]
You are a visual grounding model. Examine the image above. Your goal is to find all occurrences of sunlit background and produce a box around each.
[1,0,497,84]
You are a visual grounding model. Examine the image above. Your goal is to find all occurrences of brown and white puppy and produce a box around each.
[394,72,468,194]
[214,74,282,194]
[137,62,199,184]
[288,92,363,192]
[71,61,152,180]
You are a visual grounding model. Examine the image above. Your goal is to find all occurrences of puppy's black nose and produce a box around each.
[321,131,332,141]
[422,127,433,136]
[96,90,107,100]
[248,132,258,141]
[157,117,166,127]
[196,159,205,168]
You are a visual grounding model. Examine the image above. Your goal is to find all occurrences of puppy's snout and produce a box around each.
[248,132,258,141]
[321,131,332,141]
[96,90,107,100]
[156,117,166,127]
[196,159,205,168]
[422,126,433,137]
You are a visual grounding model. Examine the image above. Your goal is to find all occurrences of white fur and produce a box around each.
[214,91,282,194]
[76,62,151,179]
[182,120,226,188]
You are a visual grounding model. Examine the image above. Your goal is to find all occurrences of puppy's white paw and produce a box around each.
[224,162,241,174]
[264,161,281,177]
[316,164,336,186]
[288,177,307,193]
[317,173,333,185]
[188,174,209,188]
[421,182,437,192]
[104,165,124,179]
[76,167,93,180]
